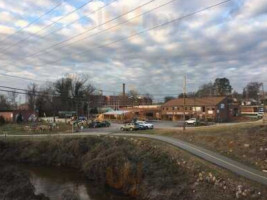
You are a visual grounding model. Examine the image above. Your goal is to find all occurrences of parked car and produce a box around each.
[120,123,142,131]
[88,121,111,128]
[136,121,154,129]
[185,118,199,126]
[101,121,111,127]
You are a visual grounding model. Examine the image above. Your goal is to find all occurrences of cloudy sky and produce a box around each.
[0,0,266,101]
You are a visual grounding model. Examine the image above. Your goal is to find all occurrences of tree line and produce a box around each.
[165,78,264,103]
[0,74,154,116]
[0,76,265,114]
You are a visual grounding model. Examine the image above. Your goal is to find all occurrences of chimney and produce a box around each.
[123,83,126,97]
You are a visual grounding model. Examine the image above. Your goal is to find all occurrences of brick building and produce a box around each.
[105,96,153,109]
[161,97,237,122]
[122,105,161,120]
[0,110,37,122]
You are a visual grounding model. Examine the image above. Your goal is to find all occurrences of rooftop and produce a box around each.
[163,97,227,107]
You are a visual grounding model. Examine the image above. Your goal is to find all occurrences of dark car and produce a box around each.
[88,121,111,128]
[101,121,111,127]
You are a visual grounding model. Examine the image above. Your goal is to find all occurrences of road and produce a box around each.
[1,131,267,186]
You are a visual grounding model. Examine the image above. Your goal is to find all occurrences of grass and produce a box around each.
[146,121,267,171]
[0,122,72,135]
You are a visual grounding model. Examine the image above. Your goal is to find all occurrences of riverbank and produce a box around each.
[0,164,48,200]
[0,136,266,200]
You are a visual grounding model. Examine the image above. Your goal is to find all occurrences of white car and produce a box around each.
[136,121,154,129]
[185,118,198,126]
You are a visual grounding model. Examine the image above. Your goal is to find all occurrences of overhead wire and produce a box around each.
[0,0,232,69]
[0,0,64,43]
[0,0,96,53]
[0,0,158,66]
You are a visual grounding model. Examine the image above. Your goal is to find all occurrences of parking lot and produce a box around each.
[81,120,186,134]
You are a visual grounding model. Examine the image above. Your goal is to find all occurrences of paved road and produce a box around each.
[1,132,267,186]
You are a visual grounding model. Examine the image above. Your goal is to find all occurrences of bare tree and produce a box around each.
[0,94,11,110]
[8,90,18,109]
[27,83,38,111]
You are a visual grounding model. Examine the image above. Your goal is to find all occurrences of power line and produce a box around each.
[0,72,45,82]
[0,85,181,97]
[0,0,158,66]
[1,0,232,69]
[0,88,94,103]
[38,0,117,42]
[0,0,64,44]
[24,0,176,61]
[0,0,95,53]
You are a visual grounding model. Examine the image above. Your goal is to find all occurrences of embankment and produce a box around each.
[0,136,266,200]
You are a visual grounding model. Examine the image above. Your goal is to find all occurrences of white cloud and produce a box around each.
[0,25,15,34]
[0,0,266,95]
[15,20,29,28]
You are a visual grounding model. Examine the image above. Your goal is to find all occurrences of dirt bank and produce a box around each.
[0,136,266,200]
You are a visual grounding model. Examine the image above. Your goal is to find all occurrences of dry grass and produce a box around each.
[0,122,71,135]
[149,121,267,171]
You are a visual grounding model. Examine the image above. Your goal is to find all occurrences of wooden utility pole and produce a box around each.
[183,75,187,131]
[262,83,266,124]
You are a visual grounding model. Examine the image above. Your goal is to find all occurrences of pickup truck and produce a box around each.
[185,118,199,126]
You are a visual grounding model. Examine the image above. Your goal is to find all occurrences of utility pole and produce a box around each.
[183,75,187,132]
[87,99,90,120]
[261,83,265,106]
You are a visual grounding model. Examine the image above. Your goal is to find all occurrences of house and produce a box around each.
[161,97,237,122]
[0,110,37,122]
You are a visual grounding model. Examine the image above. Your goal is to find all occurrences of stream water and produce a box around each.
[20,165,134,200]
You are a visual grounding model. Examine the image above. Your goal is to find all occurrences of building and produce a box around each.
[105,96,153,109]
[240,105,264,118]
[97,110,134,121]
[122,105,161,120]
[0,110,37,122]
[161,97,236,122]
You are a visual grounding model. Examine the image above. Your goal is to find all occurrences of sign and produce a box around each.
[193,107,202,112]
[259,107,264,113]
[166,112,189,115]
[208,110,214,114]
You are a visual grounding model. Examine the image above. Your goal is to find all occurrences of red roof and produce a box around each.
[163,97,227,107]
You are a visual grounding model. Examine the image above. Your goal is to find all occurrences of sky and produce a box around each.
[0,0,267,101]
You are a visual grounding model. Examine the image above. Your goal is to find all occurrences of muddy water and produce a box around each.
[21,165,134,200]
